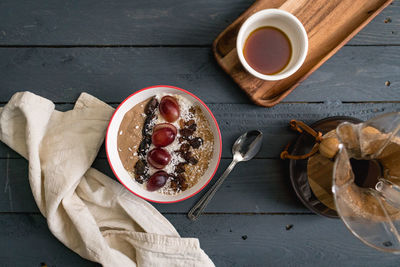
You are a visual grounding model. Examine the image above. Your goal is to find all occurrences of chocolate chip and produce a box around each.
[189,106,196,114]
[180,128,194,138]
[188,123,197,132]
[172,173,184,183]
[185,120,195,126]
[177,173,185,179]
[138,136,151,156]
[144,97,158,115]
[144,114,154,126]
[135,174,149,184]
[138,150,146,157]
[176,174,188,191]
[184,119,197,131]
[241,235,248,240]
[188,156,198,165]
[182,151,192,162]
[170,179,178,190]
[134,159,147,175]
[175,163,186,173]
[135,176,144,184]
[181,151,198,165]
[142,114,156,135]
[134,160,149,184]
[179,143,190,152]
[169,173,188,192]
[180,180,188,191]
[189,137,203,149]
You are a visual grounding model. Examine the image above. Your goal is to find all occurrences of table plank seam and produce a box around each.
[3,101,400,105]
[0,44,212,48]
[0,156,279,160]
[1,44,400,48]
[0,211,316,215]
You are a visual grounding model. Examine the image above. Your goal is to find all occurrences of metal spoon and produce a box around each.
[187,130,263,221]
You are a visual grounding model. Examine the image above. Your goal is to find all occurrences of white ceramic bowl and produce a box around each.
[236,9,308,81]
[106,85,222,203]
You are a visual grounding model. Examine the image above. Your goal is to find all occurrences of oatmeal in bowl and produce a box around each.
[106,85,222,203]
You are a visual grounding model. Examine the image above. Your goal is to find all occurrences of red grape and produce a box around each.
[147,171,168,191]
[159,96,180,122]
[153,123,177,135]
[147,148,171,169]
[152,127,176,147]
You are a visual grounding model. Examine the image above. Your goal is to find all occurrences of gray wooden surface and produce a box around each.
[0,0,399,266]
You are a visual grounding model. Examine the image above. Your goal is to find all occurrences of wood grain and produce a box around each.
[0,104,398,214]
[0,0,398,46]
[213,0,393,107]
[1,102,399,159]
[0,158,306,213]
[174,214,400,266]
[0,97,399,214]
[0,0,399,264]
[0,213,100,266]
[1,213,400,266]
[0,46,399,104]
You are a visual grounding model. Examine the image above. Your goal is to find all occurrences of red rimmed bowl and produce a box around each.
[106,85,222,203]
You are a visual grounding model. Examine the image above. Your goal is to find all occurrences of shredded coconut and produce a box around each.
[158,179,181,195]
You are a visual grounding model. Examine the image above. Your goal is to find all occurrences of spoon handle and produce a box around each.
[188,160,238,221]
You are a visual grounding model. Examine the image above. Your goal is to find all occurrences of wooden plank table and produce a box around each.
[0,0,399,266]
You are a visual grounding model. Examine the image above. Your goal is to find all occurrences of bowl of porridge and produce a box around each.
[106,85,222,203]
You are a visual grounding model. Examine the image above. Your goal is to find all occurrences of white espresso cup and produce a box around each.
[236,9,308,81]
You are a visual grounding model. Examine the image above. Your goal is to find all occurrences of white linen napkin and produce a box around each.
[0,91,214,267]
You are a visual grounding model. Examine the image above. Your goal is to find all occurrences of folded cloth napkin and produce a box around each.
[0,92,214,267]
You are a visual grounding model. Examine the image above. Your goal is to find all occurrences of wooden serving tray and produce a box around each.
[213,0,392,107]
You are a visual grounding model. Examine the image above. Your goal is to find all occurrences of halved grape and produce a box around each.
[153,123,177,135]
[147,171,168,191]
[147,148,171,169]
[152,127,176,147]
[159,96,180,122]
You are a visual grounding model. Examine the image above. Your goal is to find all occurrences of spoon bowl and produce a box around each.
[188,130,263,220]
[233,130,263,161]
